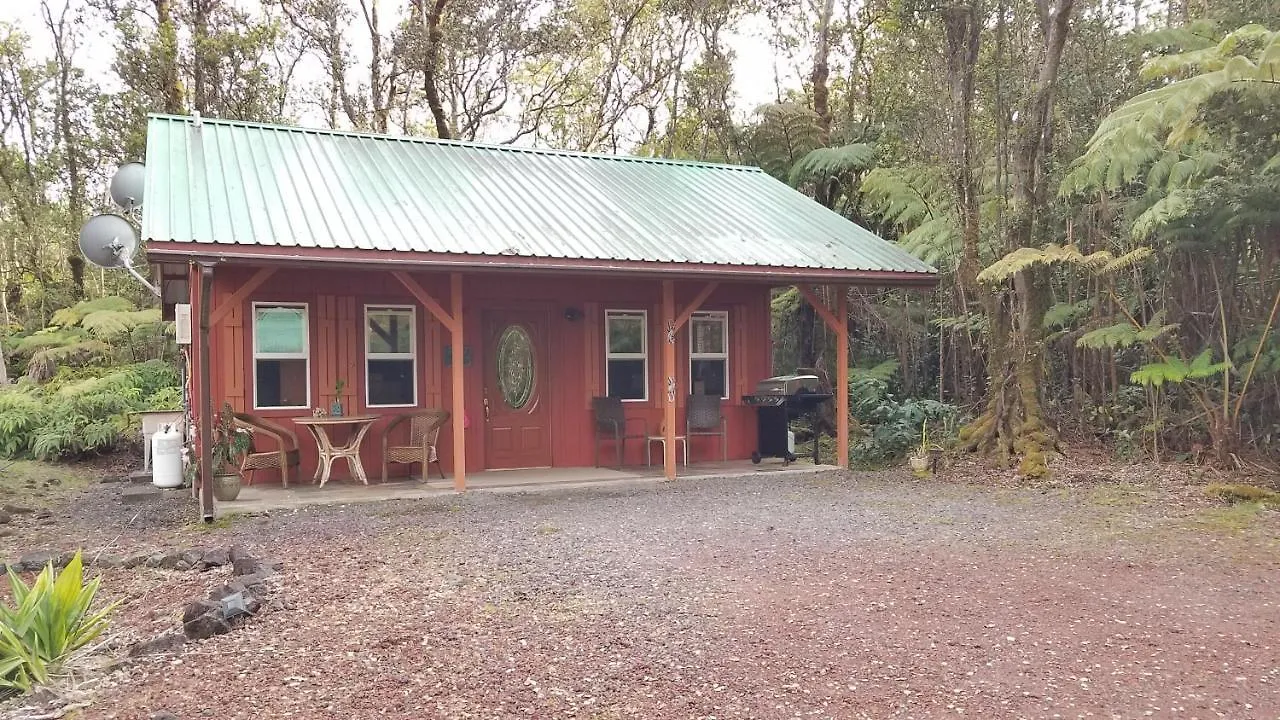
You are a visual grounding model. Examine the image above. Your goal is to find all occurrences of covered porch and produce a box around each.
[219,460,837,516]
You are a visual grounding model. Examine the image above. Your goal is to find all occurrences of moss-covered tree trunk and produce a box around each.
[959,0,1074,478]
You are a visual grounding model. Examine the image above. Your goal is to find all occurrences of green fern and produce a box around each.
[744,103,825,181]
[788,143,876,188]
[79,309,162,338]
[1043,299,1095,329]
[1077,313,1179,350]
[1130,349,1233,387]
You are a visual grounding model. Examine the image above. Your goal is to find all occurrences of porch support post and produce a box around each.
[450,272,466,491]
[834,286,849,469]
[198,263,215,522]
[662,279,677,480]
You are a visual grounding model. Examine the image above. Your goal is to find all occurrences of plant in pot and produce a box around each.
[210,402,252,501]
[330,379,347,417]
[908,419,944,477]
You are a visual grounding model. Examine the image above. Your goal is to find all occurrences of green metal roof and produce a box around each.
[142,115,936,280]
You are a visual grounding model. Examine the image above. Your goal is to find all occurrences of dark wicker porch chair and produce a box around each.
[686,394,727,462]
[381,408,451,482]
[593,397,648,467]
[233,413,302,487]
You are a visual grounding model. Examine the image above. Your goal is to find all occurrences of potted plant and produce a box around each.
[908,419,943,476]
[330,379,347,417]
[210,402,251,501]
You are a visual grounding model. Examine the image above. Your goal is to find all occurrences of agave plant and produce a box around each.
[0,553,118,696]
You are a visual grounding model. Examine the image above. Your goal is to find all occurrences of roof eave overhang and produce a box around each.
[146,242,940,289]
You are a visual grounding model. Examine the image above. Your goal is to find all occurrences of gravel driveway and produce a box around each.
[8,468,1280,719]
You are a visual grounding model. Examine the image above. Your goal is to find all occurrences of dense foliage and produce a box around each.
[0,295,179,459]
[1,0,1276,473]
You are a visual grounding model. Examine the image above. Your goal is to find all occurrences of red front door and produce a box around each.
[483,308,553,469]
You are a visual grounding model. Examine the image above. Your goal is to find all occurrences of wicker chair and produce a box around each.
[381,409,451,482]
[686,394,727,462]
[233,413,301,487]
[593,396,648,467]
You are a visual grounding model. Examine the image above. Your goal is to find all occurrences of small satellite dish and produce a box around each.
[109,162,146,211]
[78,214,160,296]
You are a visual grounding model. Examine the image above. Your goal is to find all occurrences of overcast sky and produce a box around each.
[3,0,792,139]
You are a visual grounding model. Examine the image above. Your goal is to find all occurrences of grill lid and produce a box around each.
[753,374,823,396]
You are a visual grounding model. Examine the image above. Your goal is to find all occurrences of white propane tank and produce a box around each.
[151,424,183,488]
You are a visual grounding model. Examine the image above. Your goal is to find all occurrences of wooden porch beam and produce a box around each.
[795,284,843,333]
[449,272,466,491]
[392,271,458,332]
[662,280,677,481]
[209,267,276,327]
[674,281,720,330]
[834,286,849,469]
[198,263,215,522]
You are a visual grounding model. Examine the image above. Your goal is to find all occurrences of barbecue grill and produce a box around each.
[742,370,833,465]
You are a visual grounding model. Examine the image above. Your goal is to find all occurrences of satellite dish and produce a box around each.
[79,214,138,268]
[109,162,146,211]
[78,214,159,296]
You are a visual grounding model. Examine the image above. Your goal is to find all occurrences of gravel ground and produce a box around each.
[4,465,1280,719]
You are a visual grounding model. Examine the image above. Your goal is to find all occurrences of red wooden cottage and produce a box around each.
[141,115,936,515]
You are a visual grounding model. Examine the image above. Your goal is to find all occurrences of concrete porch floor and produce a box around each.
[219,460,836,516]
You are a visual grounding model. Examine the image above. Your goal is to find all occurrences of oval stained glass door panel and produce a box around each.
[496,325,535,409]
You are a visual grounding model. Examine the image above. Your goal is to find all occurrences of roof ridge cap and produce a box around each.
[146,113,763,173]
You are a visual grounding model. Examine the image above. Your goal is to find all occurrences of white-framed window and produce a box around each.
[365,305,417,408]
[253,303,310,409]
[605,309,648,401]
[689,310,729,399]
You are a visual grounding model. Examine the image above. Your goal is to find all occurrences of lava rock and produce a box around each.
[35,509,53,519]
[19,551,57,572]
[130,631,187,657]
[182,599,232,641]
[157,550,185,570]
[232,556,263,576]
[122,551,156,569]
[0,512,11,525]
[2,504,33,515]
[150,711,179,720]
[199,547,230,570]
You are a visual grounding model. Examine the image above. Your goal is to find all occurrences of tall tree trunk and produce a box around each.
[43,0,86,298]
[418,0,452,139]
[810,0,836,136]
[154,0,184,113]
[960,0,1075,477]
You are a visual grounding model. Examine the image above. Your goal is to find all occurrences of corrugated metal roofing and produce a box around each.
[142,114,936,277]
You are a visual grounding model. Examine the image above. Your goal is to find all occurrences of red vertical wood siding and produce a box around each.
[203,267,771,484]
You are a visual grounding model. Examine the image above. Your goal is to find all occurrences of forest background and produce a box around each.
[0,0,1276,474]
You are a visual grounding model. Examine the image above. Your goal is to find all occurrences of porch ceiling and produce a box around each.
[142,115,937,284]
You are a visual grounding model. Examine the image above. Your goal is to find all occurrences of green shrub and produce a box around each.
[847,366,960,468]
[0,360,181,460]
[0,553,118,697]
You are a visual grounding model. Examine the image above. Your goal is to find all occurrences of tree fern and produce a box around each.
[788,143,876,188]
[1130,349,1233,388]
[743,103,825,181]
[860,166,961,266]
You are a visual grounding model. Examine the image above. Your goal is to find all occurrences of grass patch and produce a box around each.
[1188,503,1268,532]
[1087,482,1156,508]
[1206,483,1280,506]
[536,524,561,535]
[0,460,94,508]
[192,515,238,531]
